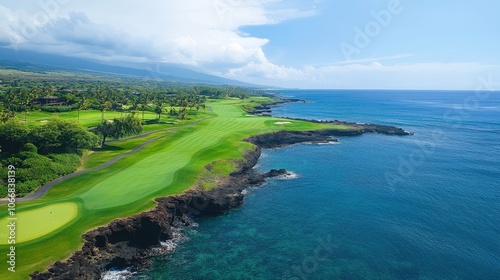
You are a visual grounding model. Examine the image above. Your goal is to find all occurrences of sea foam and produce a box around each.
[275,171,300,180]
[101,269,135,280]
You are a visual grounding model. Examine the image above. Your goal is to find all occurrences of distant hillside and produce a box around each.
[0,48,257,87]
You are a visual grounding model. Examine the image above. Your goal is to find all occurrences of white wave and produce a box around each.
[275,172,300,180]
[315,141,340,145]
[241,186,261,195]
[160,240,178,251]
[153,221,194,256]
[190,222,199,228]
[101,269,135,280]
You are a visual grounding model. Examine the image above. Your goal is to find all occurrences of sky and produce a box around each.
[0,0,499,89]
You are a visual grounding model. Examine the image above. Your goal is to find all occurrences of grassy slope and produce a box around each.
[0,98,350,279]
[24,110,159,128]
[22,108,207,133]
[81,112,215,170]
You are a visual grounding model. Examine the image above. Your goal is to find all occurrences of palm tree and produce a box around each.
[75,96,89,122]
[42,85,53,98]
[0,103,13,123]
[4,87,18,118]
[100,101,112,121]
[179,107,187,121]
[129,95,139,114]
[196,95,206,112]
[19,88,35,123]
[94,86,112,121]
[120,95,129,117]
[139,92,150,121]
[153,94,166,120]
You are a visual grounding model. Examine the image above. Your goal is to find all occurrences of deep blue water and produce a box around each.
[135,90,500,280]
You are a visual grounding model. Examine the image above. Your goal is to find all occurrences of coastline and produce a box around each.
[30,142,278,279]
[249,99,413,137]
[31,122,412,279]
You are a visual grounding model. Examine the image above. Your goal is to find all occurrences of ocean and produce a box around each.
[132,90,500,280]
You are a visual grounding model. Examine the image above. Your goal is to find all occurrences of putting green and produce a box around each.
[0,203,78,244]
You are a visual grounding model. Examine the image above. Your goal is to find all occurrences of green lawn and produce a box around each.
[81,131,167,169]
[0,202,78,244]
[0,98,350,279]
[23,110,153,128]
[21,108,208,130]
[81,112,214,170]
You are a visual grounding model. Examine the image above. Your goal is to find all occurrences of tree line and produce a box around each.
[0,78,258,122]
[0,118,100,197]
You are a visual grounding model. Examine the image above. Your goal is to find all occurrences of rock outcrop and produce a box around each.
[246,122,410,149]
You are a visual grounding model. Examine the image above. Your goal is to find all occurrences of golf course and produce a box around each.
[0,98,350,279]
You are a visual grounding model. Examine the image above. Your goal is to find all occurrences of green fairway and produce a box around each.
[81,130,166,169]
[0,203,78,244]
[21,108,210,139]
[23,110,152,128]
[0,98,350,279]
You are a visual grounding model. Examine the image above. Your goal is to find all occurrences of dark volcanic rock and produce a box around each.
[245,128,409,151]
[246,130,339,148]
[265,169,288,177]
[244,122,411,149]
[356,123,412,135]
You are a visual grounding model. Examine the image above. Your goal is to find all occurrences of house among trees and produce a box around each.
[33,96,67,106]
[60,89,86,93]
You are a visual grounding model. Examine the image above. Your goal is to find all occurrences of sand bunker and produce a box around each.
[274,121,292,125]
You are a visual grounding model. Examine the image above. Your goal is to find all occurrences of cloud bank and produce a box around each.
[0,0,498,89]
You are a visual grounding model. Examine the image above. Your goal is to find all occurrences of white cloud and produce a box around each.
[223,62,500,89]
[0,0,310,66]
[0,1,499,89]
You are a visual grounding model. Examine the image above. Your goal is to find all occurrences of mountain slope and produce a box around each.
[0,48,256,86]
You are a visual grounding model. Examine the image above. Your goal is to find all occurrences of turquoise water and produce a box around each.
[135,90,500,280]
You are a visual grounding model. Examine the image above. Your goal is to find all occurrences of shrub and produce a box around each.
[95,115,142,145]
[6,152,82,197]
[32,119,100,153]
[0,120,31,153]
[20,143,38,153]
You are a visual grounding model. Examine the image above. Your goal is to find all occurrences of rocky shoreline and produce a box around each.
[249,99,413,137]
[31,121,411,279]
[247,123,410,149]
[30,146,288,280]
[249,98,306,116]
